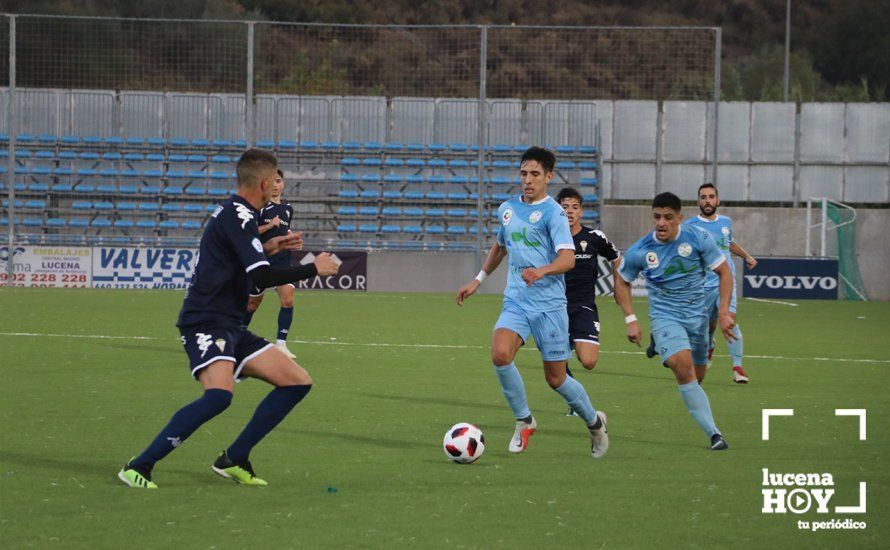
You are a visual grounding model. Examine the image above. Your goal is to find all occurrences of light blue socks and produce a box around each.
[727,325,743,366]
[678,381,719,437]
[554,376,597,425]
[494,363,531,420]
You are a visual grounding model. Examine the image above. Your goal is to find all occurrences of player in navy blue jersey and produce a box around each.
[244,169,300,359]
[556,187,620,415]
[118,149,340,488]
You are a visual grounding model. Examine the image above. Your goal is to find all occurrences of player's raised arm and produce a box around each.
[729,241,757,269]
[457,242,506,306]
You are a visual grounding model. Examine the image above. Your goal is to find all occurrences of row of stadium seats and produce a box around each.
[336,206,600,220]
[1,134,597,155]
[1,217,203,230]
[338,174,598,185]
[2,182,235,197]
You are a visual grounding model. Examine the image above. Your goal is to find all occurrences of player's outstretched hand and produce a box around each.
[314,252,340,276]
[521,267,544,286]
[271,215,281,227]
[746,256,758,269]
[456,280,480,307]
[626,320,642,347]
[718,311,736,342]
[263,232,301,256]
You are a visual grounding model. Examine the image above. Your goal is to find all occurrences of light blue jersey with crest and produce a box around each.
[618,225,725,322]
[684,214,734,289]
[496,195,575,313]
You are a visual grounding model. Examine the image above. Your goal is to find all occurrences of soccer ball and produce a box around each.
[443,422,485,464]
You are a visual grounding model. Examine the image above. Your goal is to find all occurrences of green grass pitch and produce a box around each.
[0,289,887,548]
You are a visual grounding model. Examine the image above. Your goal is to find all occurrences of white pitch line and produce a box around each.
[746,297,799,307]
[0,331,887,364]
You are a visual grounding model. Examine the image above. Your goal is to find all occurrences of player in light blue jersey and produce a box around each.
[684,183,757,383]
[457,147,609,458]
[614,192,735,450]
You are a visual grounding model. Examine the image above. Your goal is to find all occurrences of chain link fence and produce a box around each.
[1,14,721,281]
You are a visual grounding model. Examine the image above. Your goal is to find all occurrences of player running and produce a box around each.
[683,183,756,383]
[613,192,733,451]
[457,147,609,458]
[556,187,620,415]
[118,149,340,488]
[244,169,299,359]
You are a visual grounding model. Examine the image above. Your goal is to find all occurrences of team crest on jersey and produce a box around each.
[529,210,543,224]
[502,209,513,226]
[580,240,588,252]
[678,243,692,257]
[215,339,226,353]
[252,238,263,253]
[646,251,659,268]
[722,226,730,236]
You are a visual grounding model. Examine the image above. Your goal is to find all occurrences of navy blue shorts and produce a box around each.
[179,325,273,380]
[249,255,295,297]
[568,303,601,346]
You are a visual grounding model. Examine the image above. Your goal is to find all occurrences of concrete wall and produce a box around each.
[366,205,890,300]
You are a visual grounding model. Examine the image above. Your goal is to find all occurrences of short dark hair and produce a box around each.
[556,187,583,205]
[520,146,556,173]
[652,192,682,212]
[276,168,284,178]
[236,148,278,187]
[698,182,718,196]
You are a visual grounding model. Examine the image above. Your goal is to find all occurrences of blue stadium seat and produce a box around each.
[383,174,404,184]
[513,144,531,152]
[185,186,207,196]
[426,225,445,235]
[358,224,377,233]
[448,176,470,185]
[338,206,357,216]
[492,192,511,201]
[136,220,158,229]
[384,142,403,151]
[299,141,318,149]
[187,170,207,180]
[145,153,165,162]
[428,175,446,185]
[159,220,180,229]
[403,225,422,234]
[361,158,382,167]
[558,161,576,169]
[340,157,361,167]
[578,145,597,155]
[53,167,74,177]
[381,224,401,234]
[138,203,157,212]
[147,138,166,147]
[76,168,98,178]
[75,184,96,194]
[404,191,424,200]
[94,201,114,211]
[182,220,202,230]
[37,134,56,144]
[211,155,231,163]
[205,204,219,212]
[167,170,186,179]
[361,174,381,184]
[491,160,512,169]
[491,144,512,153]
[105,136,123,146]
[213,139,234,148]
[163,186,184,196]
[278,140,297,149]
[359,206,378,216]
[449,159,470,168]
[170,138,189,148]
[117,202,137,212]
[427,192,446,200]
[183,204,204,214]
[126,137,146,147]
[162,203,182,213]
[120,169,140,179]
[102,152,122,161]
[46,218,66,228]
[580,177,598,187]
[490,176,511,186]
[583,194,598,204]
[52,183,74,193]
[68,218,89,228]
[427,158,447,168]
[403,207,423,217]
[22,217,43,227]
[337,223,357,232]
[141,185,161,195]
[582,211,600,220]
[91,218,112,228]
[382,207,401,216]
[447,208,468,218]
[406,174,424,185]
[187,154,207,163]
[96,184,118,194]
[428,143,446,152]
[469,225,490,235]
[114,219,135,229]
[555,145,577,154]
[447,226,468,235]
[406,143,425,151]
[425,208,445,217]
[35,150,54,159]
[360,190,381,199]
[15,150,32,159]
[58,151,77,160]
[447,192,469,201]
[578,161,597,170]
[343,141,362,150]
[406,158,425,168]
[449,143,469,152]
[364,142,383,151]
[340,174,358,183]
[1,199,23,208]
[208,188,230,198]
[383,191,402,199]
[119,185,140,194]
[28,183,50,193]
[338,190,359,199]
[384,158,404,167]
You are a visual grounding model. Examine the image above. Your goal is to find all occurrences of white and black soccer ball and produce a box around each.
[443,422,485,464]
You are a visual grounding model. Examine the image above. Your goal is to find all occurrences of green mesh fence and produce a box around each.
[826,202,867,300]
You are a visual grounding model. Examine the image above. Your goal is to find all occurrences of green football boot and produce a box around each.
[118,458,158,489]
[211,451,268,486]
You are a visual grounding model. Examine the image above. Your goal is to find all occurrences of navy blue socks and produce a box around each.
[276,306,294,344]
[226,385,312,463]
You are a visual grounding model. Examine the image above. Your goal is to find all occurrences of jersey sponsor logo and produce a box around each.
[646,252,659,268]
[663,258,699,277]
[678,243,692,257]
[722,226,730,236]
[252,238,263,253]
[196,332,213,358]
[580,240,588,252]
[502,209,513,226]
[529,210,543,223]
[234,202,255,229]
[511,227,541,248]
